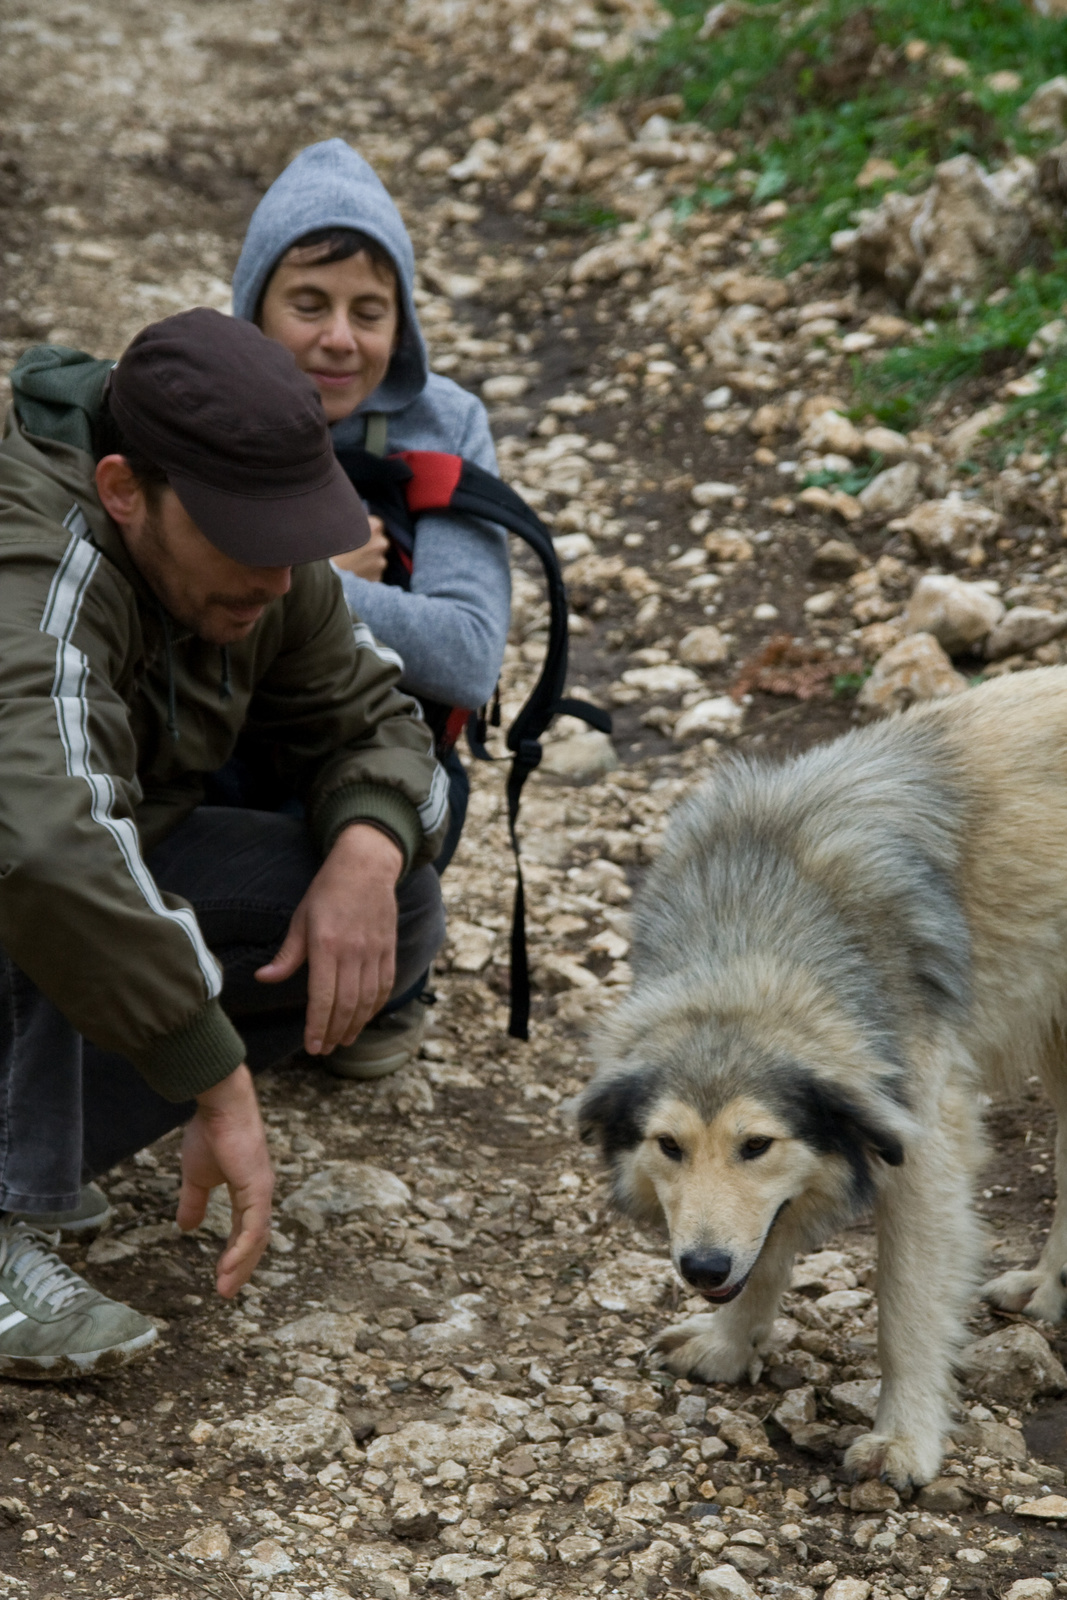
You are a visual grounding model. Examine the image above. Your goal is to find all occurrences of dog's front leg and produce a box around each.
[845,1087,982,1490]
[984,1038,1067,1322]
[649,1222,797,1386]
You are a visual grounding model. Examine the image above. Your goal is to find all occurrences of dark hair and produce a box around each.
[256,227,402,330]
[92,387,169,506]
[285,226,397,280]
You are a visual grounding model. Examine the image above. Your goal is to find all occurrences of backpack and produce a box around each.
[333,418,610,1041]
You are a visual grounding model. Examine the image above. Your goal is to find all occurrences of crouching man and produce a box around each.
[0,307,448,1374]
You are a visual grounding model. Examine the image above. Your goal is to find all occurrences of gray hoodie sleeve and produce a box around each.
[335,403,510,710]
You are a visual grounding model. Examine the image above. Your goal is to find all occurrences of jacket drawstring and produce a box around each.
[158,608,179,743]
[219,645,232,702]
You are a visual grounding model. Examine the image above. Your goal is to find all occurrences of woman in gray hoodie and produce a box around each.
[233,139,510,1077]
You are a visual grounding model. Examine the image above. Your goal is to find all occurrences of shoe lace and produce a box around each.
[0,1221,89,1312]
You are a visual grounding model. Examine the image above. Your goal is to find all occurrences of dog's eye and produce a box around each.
[741,1136,773,1159]
[657,1135,683,1162]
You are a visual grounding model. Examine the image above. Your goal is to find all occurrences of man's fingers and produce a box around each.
[215,1190,272,1297]
[176,1179,211,1234]
[256,907,308,984]
[188,1063,274,1302]
[323,944,395,1052]
[322,961,376,1054]
[303,949,338,1056]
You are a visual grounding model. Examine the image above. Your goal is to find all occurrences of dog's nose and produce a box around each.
[679,1248,733,1290]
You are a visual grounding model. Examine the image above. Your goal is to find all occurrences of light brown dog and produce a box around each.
[579,668,1067,1487]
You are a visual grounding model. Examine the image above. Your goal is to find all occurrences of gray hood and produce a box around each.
[231,138,428,414]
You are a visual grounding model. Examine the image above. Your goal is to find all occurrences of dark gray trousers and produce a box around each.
[0,807,445,1211]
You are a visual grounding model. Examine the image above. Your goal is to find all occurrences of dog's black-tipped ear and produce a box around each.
[867,1126,905,1166]
[578,1069,657,1160]
[777,1072,907,1207]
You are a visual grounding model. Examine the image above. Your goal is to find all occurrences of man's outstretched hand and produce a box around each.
[254,822,403,1056]
[177,1064,274,1298]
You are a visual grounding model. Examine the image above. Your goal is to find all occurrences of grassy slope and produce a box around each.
[597,0,1067,450]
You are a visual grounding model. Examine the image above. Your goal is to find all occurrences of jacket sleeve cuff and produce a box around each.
[132,999,246,1103]
[311,782,424,873]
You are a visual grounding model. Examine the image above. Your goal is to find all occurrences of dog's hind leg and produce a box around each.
[845,1076,983,1490]
[984,1031,1067,1322]
[648,1219,798,1386]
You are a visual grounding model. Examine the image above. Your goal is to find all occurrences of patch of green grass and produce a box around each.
[800,456,884,495]
[856,260,1067,439]
[672,183,734,219]
[541,199,622,232]
[596,0,1067,453]
[833,668,871,697]
[595,0,1067,267]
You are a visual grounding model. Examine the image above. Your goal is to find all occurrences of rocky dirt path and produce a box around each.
[4,3,1067,1599]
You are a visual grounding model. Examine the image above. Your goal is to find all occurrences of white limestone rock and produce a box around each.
[587,1249,677,1311]
[678,625,730,665]
[799,410,864,457]
[890,492,1003,559]
[179,1523,231,1561]
[961,1324,1067,1404]
[857,460,920,518]
[1019,76,1067,134]
[902,574,1004,654]
[280,1162,411,1229]
[366,1416,509,1472]
[215,1397,354,1464]
[985,605,1067,659]
[698,1565,758,1600]
[270,1309,367,1356]
[672,696,743,741]
[858,633,967,713]
[540,729,620,782]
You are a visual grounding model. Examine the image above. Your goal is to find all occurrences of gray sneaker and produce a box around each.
[6,1183,112,1238]
[0,1221,157,1379]
[324,997,429,1080]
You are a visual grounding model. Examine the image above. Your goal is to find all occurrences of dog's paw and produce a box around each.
[982,1267,1067,1321]
[982,1268,1044,1313]
[844,1430,941,1491]
[648,1316,754,1385]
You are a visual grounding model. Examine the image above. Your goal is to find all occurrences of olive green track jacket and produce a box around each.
[0,345,449,1102]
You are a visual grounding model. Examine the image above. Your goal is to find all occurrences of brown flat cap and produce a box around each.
[108,307,369,565]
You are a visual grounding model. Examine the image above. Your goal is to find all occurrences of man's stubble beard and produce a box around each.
[139,502,275,646]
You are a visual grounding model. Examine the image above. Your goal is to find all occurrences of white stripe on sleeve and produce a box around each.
[40,519,222,999]
[351,620,405,674]
[418,760,449,837]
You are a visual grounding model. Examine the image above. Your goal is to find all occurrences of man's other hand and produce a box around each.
[330,514,389,582]
[255,822,402,1056]
[178,1064,274,1298]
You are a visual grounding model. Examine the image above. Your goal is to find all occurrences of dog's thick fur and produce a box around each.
[579,668,1067,1488]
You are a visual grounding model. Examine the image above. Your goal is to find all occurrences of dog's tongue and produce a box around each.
[701,1279,746,1304]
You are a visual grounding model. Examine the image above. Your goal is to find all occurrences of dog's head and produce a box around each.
[579,1010,908,1304]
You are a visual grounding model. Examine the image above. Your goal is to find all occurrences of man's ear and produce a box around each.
[95,455,146,528]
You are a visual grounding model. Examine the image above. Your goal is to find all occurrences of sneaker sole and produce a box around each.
[6,1204,113,1238]
[0,1325,158,1381]
[325,1047,417,1080]
[54,1207,113,1238]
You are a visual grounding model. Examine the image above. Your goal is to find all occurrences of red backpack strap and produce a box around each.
[395,450,464,512]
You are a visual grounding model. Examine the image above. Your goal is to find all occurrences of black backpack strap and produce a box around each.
[435,458,609,1040]
[339,445,612,1041]
[333,444,417,562]
[467,688,501,762]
